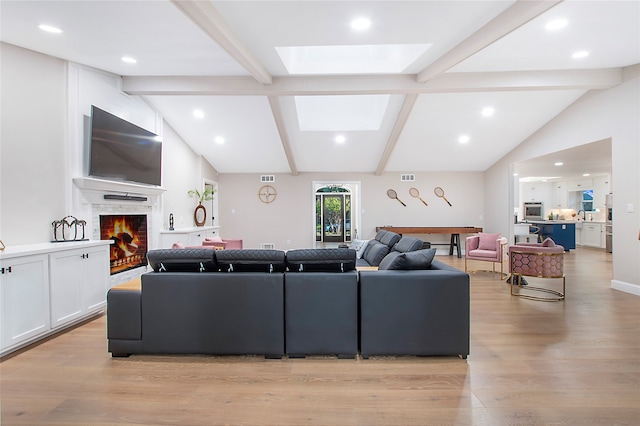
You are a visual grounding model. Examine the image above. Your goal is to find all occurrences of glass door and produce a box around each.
[322,195,344,243]
[315,186,352,244]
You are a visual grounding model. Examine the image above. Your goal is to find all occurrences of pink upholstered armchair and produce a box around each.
[202,237,243,250]
[509,238,565,301]
[465,233,508,278]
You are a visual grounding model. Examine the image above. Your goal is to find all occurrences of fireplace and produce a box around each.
[100,214,148,275]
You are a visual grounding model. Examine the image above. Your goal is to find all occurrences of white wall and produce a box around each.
[485,65,640,294]
[0,43,67,245]
[160,123,219,231]
[218,171,485,250]
[1,43,219,249]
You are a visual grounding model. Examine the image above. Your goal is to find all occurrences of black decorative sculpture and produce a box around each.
[52,216,87,242]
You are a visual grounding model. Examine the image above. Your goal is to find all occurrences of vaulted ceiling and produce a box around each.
[2,0,638,178]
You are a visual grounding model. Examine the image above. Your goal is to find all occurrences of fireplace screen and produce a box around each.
[100,214,148,275]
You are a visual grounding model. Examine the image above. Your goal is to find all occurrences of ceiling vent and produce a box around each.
[261,175,275,183]
[400,174,415,182]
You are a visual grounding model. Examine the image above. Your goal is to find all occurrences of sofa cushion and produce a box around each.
[216,249,286,272]
[377,230,401,248]
[286,248,356,272]
[147,248,217,272]
[363,242,390,266]
[393,236,424,253]
[478,233,500,250]
[378,248,437,270]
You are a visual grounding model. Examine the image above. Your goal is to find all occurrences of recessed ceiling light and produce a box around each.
[572,50,589,59]
[193,110,204,119]
[481,107,495,117]
[335,135,346,144]
[583,173,590,177]
[121,56,137,64]
[554,162,563,166]
[39,24,63,34]
[546,19,567,31]
[513,173,519,177]
[351,18,371,31]
[214,136,225,144]
[458,135,470,144]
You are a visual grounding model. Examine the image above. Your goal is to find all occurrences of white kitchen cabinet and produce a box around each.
[160,226,220,248]
[567,178,593,192]
[551,181,568,208]
[0,254,50,352]
[49,244,109,329]
[580,223,604,248]
[520,182,550,203]
[592,175,610,209]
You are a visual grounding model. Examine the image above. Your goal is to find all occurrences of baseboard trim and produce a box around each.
[611,280,640,296]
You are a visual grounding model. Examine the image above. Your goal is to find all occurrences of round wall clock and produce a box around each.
[258,185,277,203]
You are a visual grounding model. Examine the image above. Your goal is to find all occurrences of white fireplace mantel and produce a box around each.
[73,177,166,196]
[71,176,165,286]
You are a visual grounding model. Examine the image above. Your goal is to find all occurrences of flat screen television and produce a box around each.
[89,105,162,186]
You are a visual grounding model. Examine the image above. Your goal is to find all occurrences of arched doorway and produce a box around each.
[315,184,355,246]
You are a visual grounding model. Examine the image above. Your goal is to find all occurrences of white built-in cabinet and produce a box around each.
[0,254,50,350]
[49,245,109,328]
[0,240,111,356]
[159,226,220,248]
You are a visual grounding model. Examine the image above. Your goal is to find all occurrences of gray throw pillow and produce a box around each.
[379,248,437,270]
[377,251,401,270]
[363,243,390,266]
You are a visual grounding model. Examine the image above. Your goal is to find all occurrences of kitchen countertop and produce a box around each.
[521,220,578,224]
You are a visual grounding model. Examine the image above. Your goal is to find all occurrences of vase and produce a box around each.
[194,203,206,227]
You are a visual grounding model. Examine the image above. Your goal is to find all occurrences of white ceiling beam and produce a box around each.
[417,0,563,83]
[267,96,298,176]
[170,0,272,85]
[375,94,418,176]
[123,68,622,96]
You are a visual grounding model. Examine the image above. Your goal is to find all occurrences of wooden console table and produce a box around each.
[376,226,483,258]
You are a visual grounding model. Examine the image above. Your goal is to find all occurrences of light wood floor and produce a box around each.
[2,247,639,425]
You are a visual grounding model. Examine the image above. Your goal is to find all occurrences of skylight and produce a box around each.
[276,44,431,75]
[295,95,390,131]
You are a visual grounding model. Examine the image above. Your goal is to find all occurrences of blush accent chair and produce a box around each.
[464,233,508,279]
[509,238,565,301]
[202,237,243,250]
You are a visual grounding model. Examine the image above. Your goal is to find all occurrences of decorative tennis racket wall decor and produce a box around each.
[409,187,428,206]
[434,187,452,206]
[386,189,406,206]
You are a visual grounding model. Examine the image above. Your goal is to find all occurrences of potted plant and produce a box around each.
[188,187,216,226]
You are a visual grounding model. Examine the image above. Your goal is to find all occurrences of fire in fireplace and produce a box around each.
[100,214,148,275]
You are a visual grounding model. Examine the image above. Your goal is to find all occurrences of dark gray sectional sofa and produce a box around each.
[107,236,469,360]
